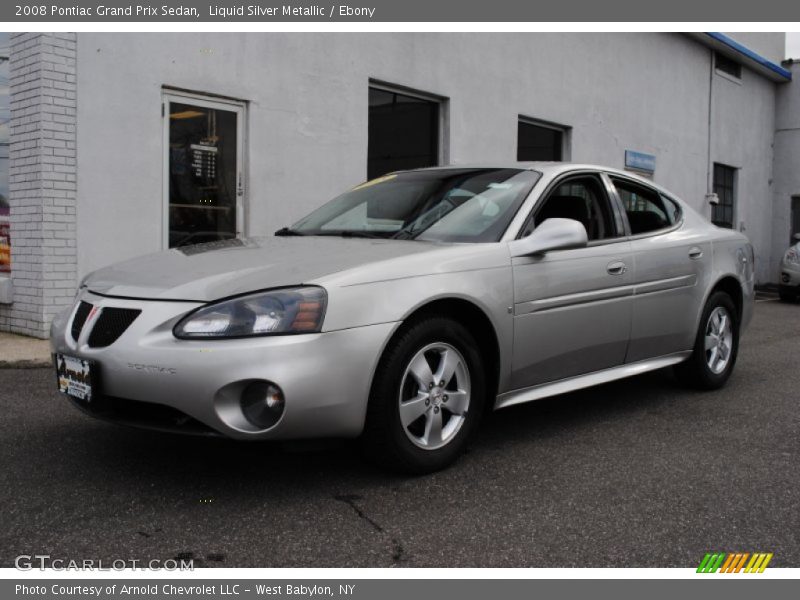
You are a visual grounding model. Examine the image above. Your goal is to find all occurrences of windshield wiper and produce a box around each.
[313,230,388,239]
[274,227,306,237]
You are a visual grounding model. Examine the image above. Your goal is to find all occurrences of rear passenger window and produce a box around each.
[661,193,682,224]
[612,179,679,235]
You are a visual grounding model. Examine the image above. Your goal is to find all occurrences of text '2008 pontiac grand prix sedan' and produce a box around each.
[51,164,754,473]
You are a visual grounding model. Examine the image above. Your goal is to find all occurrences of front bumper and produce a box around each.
[780,261,800,289]
[50,291,397,440]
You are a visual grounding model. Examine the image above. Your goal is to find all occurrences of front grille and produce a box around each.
[87,308,141,348]
[68,394,217,436]
[71,301,93,341]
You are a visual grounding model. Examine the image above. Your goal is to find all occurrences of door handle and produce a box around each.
[607,261,627,276]
[689,247,703,260]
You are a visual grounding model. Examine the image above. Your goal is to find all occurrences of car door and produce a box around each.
[510,173,634,390]
[607,175,711,362]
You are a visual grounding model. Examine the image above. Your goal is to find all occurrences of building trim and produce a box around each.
[690,32,792,82]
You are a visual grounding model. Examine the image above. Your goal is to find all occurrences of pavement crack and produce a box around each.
[334,494,383,532]
[334,494,406,566]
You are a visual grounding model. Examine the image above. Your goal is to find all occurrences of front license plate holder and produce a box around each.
[55,353,95,403]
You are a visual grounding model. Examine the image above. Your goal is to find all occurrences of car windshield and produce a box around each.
[289,168,541,243]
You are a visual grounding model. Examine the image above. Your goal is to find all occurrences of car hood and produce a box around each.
[83,236,438,302]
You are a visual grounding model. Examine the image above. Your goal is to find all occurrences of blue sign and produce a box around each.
[625,150,656,174]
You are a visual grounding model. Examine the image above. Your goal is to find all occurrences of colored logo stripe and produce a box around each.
[697,552,773,573]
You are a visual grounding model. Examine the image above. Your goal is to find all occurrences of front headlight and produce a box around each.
[174,286,327,339]
[785,247,800,265]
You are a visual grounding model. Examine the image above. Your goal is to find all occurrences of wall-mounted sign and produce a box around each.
[625,150,656,174]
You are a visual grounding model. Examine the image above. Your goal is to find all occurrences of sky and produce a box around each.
[787,32,800,59]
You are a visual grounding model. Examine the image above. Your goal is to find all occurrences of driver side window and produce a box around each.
[521,176,618,241]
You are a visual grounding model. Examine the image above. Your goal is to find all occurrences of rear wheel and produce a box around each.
[361,316,485,474]
[674,291,739,390]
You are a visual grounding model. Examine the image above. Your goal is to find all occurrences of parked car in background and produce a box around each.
[51,164,755,473]
[779,234,800,302]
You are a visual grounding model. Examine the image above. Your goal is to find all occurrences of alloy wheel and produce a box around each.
[398,342,471,450]
[705,306,733,375]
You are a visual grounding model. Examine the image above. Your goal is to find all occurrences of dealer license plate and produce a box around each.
[55,353,94,402]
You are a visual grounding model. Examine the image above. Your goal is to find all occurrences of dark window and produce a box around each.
[517,120,564,161]
[368,87,439,180]
[715,52,742,79]
[167,100,240,249]
[612,178,678,235]
[522,176,617,241]
[712,163,736,229]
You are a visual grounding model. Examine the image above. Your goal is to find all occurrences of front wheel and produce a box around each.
[674,291,739,390]
[361,316,486,474]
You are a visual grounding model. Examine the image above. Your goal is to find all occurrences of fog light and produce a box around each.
[240,381,285,429]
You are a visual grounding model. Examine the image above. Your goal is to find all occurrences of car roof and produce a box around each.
[402,162,675,197]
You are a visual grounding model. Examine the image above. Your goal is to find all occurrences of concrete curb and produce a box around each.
[0,331,52,367]
[0,359,52,369]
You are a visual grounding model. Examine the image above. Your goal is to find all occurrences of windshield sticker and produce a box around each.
[352,174,397,191]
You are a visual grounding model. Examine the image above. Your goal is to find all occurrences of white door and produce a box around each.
[162,91,245,249]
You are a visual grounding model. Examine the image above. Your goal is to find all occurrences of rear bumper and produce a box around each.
[50,291,397,440]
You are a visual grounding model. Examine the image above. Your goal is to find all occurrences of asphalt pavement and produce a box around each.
[1,298,798,568]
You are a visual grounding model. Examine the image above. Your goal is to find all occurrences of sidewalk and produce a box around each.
[0,332,51,368]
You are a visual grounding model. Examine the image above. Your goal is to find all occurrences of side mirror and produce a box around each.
[509,218,588,257]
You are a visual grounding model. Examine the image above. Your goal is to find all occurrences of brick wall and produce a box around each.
[0,33,78,338]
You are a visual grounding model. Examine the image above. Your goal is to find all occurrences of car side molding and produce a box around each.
[494,351,693,410]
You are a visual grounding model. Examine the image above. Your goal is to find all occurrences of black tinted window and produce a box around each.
[523,176,617,241]
[613,178,677,235]
[517,121,563,161]
[715,52,742,79]
[712,163,736,229]
[368,88,439,179]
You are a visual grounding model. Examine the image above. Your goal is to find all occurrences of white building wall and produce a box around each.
[2,32,786,336]
[710,56,778,281]
[74,32,780,286]
[773,61,800,275]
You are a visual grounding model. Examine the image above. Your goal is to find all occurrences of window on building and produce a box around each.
[791,196,800,245]
[715,52,742,79]
[612,178,680,235]
[517,119,565,161]
[368,86,440,180]
[163,91,245,249]
[0,33,9,274]
[712,163,737,229]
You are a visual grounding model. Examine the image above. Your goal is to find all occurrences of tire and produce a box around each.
[674,291,739,390]
[361,316,486,474]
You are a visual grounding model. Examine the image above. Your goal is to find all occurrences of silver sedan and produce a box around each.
[779,235,800,302]
[51,164,755,472]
